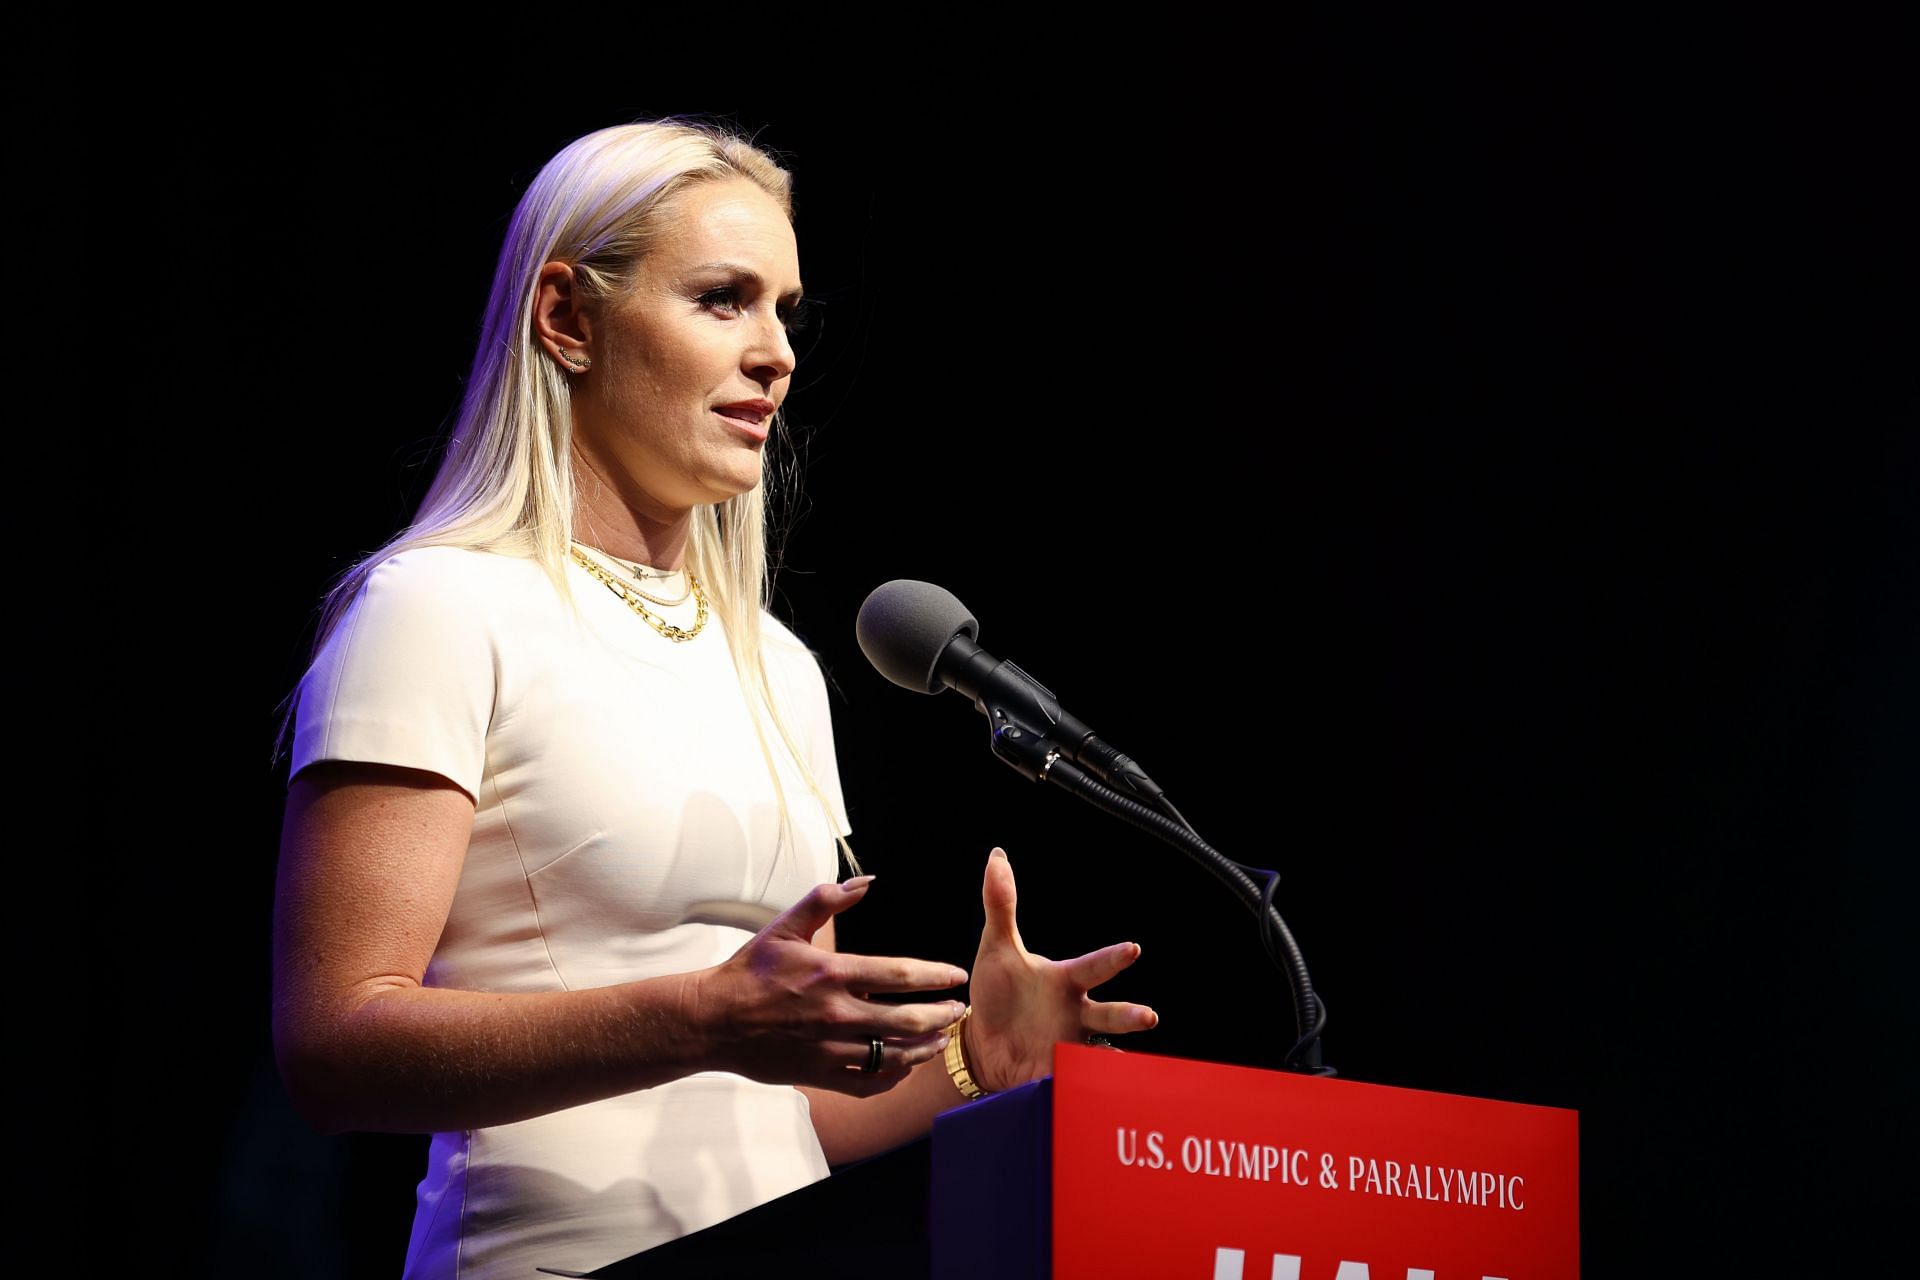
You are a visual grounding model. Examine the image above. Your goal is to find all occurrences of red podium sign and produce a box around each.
[1050,1043,1578,1279]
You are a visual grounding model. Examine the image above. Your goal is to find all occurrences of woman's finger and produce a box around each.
[830,1028,949,1071]
[1060,940,1142,991]
[1081,999,1160,1037]
[832,952,970,997]
[764,876,877,944]
[833,997,968,1041]
[980,848,1023,949]
[815,1029,949,1090]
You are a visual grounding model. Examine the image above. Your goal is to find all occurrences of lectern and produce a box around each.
[584,1044,1579,1278]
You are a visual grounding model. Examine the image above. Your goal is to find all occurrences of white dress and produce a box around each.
[288,545,852,1278]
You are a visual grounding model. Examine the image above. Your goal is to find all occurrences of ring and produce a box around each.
[862,1038,884,1074]
[1085,1034,1113,1049]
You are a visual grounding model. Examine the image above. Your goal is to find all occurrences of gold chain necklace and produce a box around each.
[569,541,692,605]
[569,545,710,642]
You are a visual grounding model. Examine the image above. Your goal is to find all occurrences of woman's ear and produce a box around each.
[532,260,593,366]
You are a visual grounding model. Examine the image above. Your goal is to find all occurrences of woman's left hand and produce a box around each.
[961,847,1159,1093]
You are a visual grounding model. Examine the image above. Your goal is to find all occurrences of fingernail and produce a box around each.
[991,848,1008,862]
[841,874,876,890]
[947,968,968,986]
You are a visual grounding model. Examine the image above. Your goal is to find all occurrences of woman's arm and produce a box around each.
[272,761,963,1135]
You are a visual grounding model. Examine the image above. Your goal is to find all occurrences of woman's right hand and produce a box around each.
[685,876,969,1095]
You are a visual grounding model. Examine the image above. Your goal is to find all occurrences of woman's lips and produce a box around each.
[714,408,770,443]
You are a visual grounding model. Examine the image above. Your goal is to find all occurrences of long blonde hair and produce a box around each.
[272,115,858,876]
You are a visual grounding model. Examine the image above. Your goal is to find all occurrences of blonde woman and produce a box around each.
[270,116,1158,1278]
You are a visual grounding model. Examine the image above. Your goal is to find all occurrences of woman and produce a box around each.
[271,116,1157,1278]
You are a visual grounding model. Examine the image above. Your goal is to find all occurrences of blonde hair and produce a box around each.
[272,115,858,877]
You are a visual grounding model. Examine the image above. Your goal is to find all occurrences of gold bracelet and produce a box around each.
[944,1005,990,1100]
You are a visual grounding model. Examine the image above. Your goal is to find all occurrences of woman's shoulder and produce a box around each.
[373,542,541,578]
[758,609,839,689]
[757,608,824,660]
[340,546,562,644]
[365,544,553,600]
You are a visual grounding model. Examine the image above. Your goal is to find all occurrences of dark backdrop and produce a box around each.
[107,18,1912,1277]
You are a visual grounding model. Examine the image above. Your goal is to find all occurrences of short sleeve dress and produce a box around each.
[287,545,853,1279]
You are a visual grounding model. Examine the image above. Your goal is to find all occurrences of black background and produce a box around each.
[95,14,1913,1277]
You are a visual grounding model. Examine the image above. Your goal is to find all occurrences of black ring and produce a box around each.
[862,1038,884,1074]
[1085,1035,1113,1049]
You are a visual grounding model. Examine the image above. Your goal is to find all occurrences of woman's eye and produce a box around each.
[700,286,811,337]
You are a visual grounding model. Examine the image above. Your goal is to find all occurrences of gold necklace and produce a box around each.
[569,542,692,605]
[569,545,710,641]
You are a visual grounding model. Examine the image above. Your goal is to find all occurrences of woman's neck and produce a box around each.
[571,463,692,571]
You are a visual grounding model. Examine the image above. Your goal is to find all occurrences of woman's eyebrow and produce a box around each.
[688,260,804,303]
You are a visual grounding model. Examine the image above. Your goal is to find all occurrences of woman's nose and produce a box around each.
[745,312,797,385]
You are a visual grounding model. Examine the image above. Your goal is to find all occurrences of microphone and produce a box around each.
[855,579,1165,803]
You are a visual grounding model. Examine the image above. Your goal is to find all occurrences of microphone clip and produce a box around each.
[987,708,1064,783]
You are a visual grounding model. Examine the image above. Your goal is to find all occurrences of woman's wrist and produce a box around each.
[666,967,726,1076]
[946,1005,993,1098]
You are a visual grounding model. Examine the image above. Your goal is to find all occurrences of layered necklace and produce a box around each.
[568,541,710,642]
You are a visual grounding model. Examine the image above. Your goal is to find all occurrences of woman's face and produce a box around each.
[571,176,803,516]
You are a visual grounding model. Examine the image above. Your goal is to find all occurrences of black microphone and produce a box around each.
[855,579,1165,803]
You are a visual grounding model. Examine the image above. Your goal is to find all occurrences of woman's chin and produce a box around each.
[695,470,766,506]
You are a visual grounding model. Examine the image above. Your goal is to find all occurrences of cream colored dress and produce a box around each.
[289,545,851,1278]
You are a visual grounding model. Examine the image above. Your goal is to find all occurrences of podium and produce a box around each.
[937,1044,1579,1278]
[586,1044,1579,1278]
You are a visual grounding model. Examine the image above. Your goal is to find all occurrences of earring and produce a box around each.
[558,347,592,371]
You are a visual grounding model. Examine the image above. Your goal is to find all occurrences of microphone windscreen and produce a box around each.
[856,580,979,694]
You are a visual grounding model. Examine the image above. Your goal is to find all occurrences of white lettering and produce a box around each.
[1210,1251,1504,1280]
[1116,1127,1136,1166]
[1183,1137,1292,1181]
[1147,1131,1166,1168]
[1338,1160,1528,1213]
